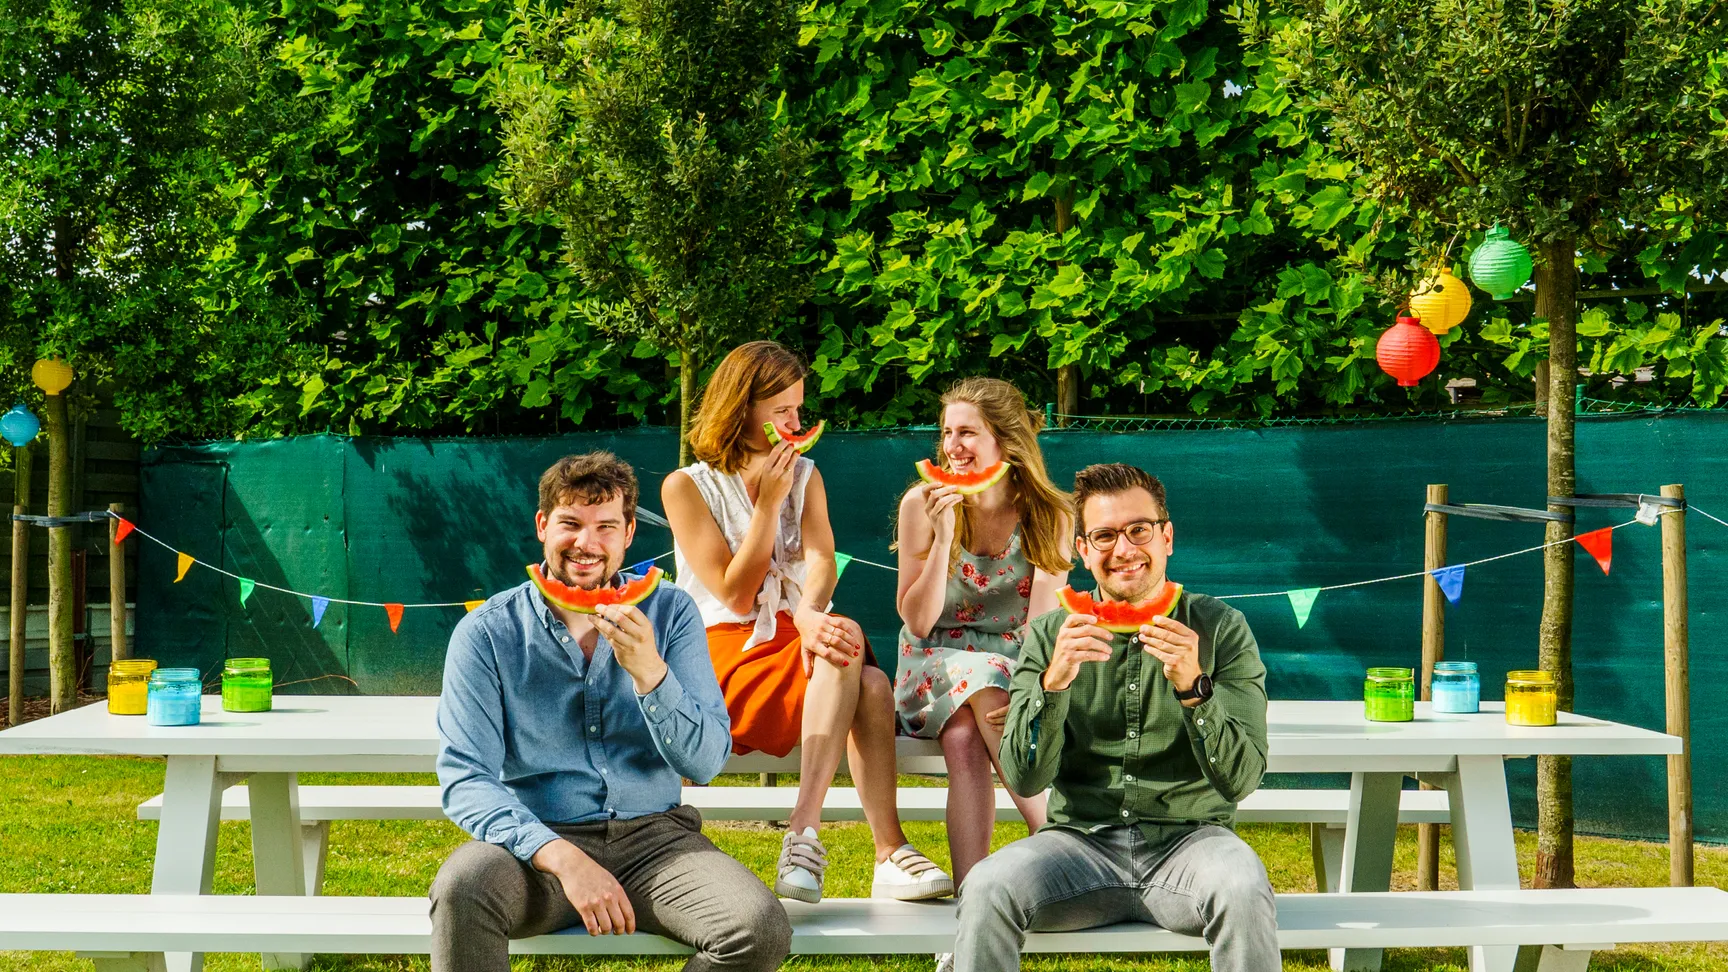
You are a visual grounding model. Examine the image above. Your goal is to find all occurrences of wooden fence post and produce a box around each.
[8,441,31,727]
[1418,484,1448,891]
[109,502,128,663]
[44,391,74,712]
[1661,483,1691,887]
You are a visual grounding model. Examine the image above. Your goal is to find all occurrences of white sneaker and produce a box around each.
[872,844,954,900]
[775,826,827,903]
[934,953,955,972]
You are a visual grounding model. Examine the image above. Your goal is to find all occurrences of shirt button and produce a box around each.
[589,725,598,733]
[1121,810,1130,818]
[665,736,672,744]
[649,705,657,713]
[561,636,569,643]
[1124,774,1135,782]
[1128,730,1138,738]
[1209,756,1217,764]
[1196,718,1205,726]
[1129,683,1137,691]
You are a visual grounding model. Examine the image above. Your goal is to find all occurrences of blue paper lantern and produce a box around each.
[0,403,39,447]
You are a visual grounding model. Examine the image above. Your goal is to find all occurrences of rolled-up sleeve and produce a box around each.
[436,618,561,862]
[636,591,732,784]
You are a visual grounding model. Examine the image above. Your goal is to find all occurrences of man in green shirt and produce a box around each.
[955,463,1278,972]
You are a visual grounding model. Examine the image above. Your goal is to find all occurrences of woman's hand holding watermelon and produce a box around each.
[593,603,667,695]
[746,440,799,511]
[919,483,963,542]
[794,607,863,676]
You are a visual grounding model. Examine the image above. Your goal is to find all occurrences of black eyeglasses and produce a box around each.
[1079,519,1168,549]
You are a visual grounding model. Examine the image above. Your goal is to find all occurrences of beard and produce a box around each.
[1097,554,1163,604]
[548,549,615,589]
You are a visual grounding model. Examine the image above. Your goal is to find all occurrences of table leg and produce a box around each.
[151,755,244,972]
[249,773,309,971]
[1442,755,1522,972]
[1332,771,1402,972]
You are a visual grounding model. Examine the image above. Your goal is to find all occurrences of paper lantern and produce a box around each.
[0,403,39,447]
[1409,267,1473,334]
[31,358,73,396]
[1376,314,1440,386]
[1467,226,1533,300]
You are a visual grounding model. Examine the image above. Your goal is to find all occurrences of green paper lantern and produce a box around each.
[1467,226,1533,301]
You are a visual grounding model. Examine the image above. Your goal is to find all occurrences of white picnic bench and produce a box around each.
[3,888,1727,972]
[0,696,1689,972]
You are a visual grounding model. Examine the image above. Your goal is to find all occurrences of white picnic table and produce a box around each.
[0,696,1682,972]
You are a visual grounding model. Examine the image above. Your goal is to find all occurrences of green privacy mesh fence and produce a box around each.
[136,410,1727,846]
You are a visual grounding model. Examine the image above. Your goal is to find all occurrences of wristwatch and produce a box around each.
[1173,673,1214,703]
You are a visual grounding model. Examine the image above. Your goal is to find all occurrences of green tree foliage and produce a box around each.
[1247,0,1728,886]
[496,0,808,461]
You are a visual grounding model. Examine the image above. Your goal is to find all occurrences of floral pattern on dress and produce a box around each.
[894,527,1035,739]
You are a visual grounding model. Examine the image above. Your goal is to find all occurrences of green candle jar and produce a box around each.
[221,657,273,712]
[1364,667,1415,722]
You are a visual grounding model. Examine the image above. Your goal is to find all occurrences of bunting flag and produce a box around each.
[464,600,485,612]
[310,596,330,629]
[114,518,135,545]
[174,552,195,583]
[1287,588,1320,628]
[238,577,257,606]
[627,559,657,577]
[385,603,405,633]
[835,552,854,578]
[1575,527,1613,575]
[1430,565,1466,605]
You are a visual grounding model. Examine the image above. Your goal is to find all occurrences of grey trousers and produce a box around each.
[429,804,791,972]
[956,824,1281,972]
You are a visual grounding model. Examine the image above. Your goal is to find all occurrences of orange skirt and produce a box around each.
[707,612,873,757]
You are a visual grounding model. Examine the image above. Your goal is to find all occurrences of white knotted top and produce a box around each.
[673,456,815,651]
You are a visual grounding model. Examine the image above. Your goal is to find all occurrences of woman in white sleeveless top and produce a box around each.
[662,340,952,906]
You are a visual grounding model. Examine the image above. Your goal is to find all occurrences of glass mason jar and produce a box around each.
[146,668,204,727]
[221,657,274,713]
[1505,670,1558,726]
[107,659,159,715]
[1430,660,1481,714]
[1364,667,1415,722]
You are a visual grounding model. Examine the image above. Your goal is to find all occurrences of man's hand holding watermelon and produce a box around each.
[592,602,666,696]
[1138,615,1204,707]
[1041,613,1114,692]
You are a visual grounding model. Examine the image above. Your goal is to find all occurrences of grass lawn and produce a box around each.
[0,754,1722,972]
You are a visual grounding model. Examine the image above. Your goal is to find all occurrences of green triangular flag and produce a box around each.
[834,552,854,579]
[238,577,256,607]
[1287,588,1320,629]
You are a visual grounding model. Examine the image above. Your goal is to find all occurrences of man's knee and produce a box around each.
[705,880,790,970]
[430,840,521,926]
[1201,836,1276,918]
[959,846,1036,925]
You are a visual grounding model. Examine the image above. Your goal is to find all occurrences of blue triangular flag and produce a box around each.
[1430,565,1465,605]
[1287,588,1320,629]
[627,558,657,577]
[310,596,330,629]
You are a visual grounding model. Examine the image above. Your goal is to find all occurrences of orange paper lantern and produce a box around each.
[1376,315,1440,386]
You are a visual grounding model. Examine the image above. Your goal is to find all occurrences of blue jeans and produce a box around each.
[955,824,1281,972]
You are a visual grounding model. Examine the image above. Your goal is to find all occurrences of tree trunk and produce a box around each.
[1053,187,1079,425]
[678,342,697,468]
[1534,236,1578,889]
[45,392,76,713]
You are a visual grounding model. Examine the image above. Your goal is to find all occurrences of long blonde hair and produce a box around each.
[936,377,1072,575]
[687,341,808,474]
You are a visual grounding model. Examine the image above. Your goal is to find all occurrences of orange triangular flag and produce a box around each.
[114,518,135,545]
[1575,527,1612,575]
[174,552,194,583]
[464,600,484,612]
[385,603,405,633]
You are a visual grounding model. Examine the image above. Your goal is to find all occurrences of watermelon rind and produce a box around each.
[764,420,824,454]
[526,564,664,615]
[915,458,1010,495]
[1056,582,1183,633]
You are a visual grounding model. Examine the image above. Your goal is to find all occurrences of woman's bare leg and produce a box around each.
[966,687,1048,833]
[938,704,995,886]
[848,665,911,860]
[788,652,862,836]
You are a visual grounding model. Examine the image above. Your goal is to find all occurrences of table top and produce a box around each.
[0,696,1682,762]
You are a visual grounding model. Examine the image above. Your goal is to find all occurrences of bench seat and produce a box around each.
[2,889,1725,961]
[137,784,1453,826]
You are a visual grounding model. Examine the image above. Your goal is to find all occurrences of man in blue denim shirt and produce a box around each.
[432,452,790,972]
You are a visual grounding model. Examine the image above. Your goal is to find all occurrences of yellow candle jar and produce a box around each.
[1505,670,1558,727]
[107,658,159,715]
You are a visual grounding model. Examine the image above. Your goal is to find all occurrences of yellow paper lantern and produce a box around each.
[1408,267,1473,335]
[31,358,73,396]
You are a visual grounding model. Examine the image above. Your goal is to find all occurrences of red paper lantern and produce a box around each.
[1376,314,1440,386]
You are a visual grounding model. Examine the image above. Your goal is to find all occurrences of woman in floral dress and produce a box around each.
[893,377,1073,892]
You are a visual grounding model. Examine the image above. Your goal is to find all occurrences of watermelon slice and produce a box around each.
[915,458,1010,495]
[765,420,824,454]
[526,564,664,615]
[1057,582,1183,633]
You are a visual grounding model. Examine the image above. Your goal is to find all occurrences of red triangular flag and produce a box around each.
[1575,528,1612,575]
[384,603,405,633]
[114,518,135,545]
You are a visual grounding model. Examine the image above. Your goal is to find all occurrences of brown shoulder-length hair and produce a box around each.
[687,340,809,474]
[936,377,1073,575]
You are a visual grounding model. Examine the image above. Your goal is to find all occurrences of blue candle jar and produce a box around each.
[146,668,204,726]
[1431,660,1480,714]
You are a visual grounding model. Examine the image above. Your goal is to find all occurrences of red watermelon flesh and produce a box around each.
[915,458,1010,495]
[1056,582,1183,633]
[765,420,824,454]
[527,564,664,615]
